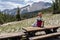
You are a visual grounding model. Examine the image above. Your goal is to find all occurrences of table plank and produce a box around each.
[44,26,60,29]
[0,32,24,39]
[22,26,60,32]
[23,27,45,32]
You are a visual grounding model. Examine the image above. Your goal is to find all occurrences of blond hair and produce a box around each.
[38,12,42,17]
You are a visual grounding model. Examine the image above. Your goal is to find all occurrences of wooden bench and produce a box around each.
[22,26,60,40]
[0,32,24,40]
[29,32,60,40]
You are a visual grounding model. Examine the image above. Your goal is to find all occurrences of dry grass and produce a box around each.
[0,14,60,34]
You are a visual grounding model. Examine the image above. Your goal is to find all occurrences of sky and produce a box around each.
[0,0,52,11]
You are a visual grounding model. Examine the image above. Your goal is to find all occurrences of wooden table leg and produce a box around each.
[9,36,21,40]
[53,28,58,33]
[27,32,36,37]
[44,29,53,34]
[25,31,36,40]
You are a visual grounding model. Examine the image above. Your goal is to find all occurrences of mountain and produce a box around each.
[2,1,52,15]
[29,1,51,12]
[2,8,17,15]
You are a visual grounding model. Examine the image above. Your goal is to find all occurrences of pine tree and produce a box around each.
[53,0,59,14]
[16,7,21,21]
[58,0,60,10]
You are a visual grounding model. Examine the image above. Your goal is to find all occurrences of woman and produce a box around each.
[32,12,44,27]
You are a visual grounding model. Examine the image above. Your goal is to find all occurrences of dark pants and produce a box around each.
[45,28,57,34]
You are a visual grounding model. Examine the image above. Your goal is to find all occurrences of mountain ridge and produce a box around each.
[2,1,52,15]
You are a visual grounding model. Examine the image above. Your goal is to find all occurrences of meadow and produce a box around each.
[0,13,60,34]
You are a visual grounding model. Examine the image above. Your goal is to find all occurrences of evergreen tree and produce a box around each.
[58,0,60,10]
[52,0,59,14]
[16,7,21,21]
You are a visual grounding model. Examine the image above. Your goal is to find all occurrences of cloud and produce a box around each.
[24,0,33,5]
[0,0,52,10]
[0,1,25,10]
[1,0,26,4]
[24,0,52,2]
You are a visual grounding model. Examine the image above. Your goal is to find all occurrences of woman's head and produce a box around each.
[38,12,43,17]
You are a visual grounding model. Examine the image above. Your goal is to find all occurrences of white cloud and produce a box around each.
[0,0,52,10]
[5,2,23,7]
[25,0,52,3]
[0,1,25,10]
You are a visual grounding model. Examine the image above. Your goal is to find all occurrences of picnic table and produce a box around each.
[22,26,60,40]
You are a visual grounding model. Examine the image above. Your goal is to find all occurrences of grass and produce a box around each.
[0,14,60,34]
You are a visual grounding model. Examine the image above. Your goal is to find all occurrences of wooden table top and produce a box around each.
[0,32,24,39]
[22,26,60,32]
